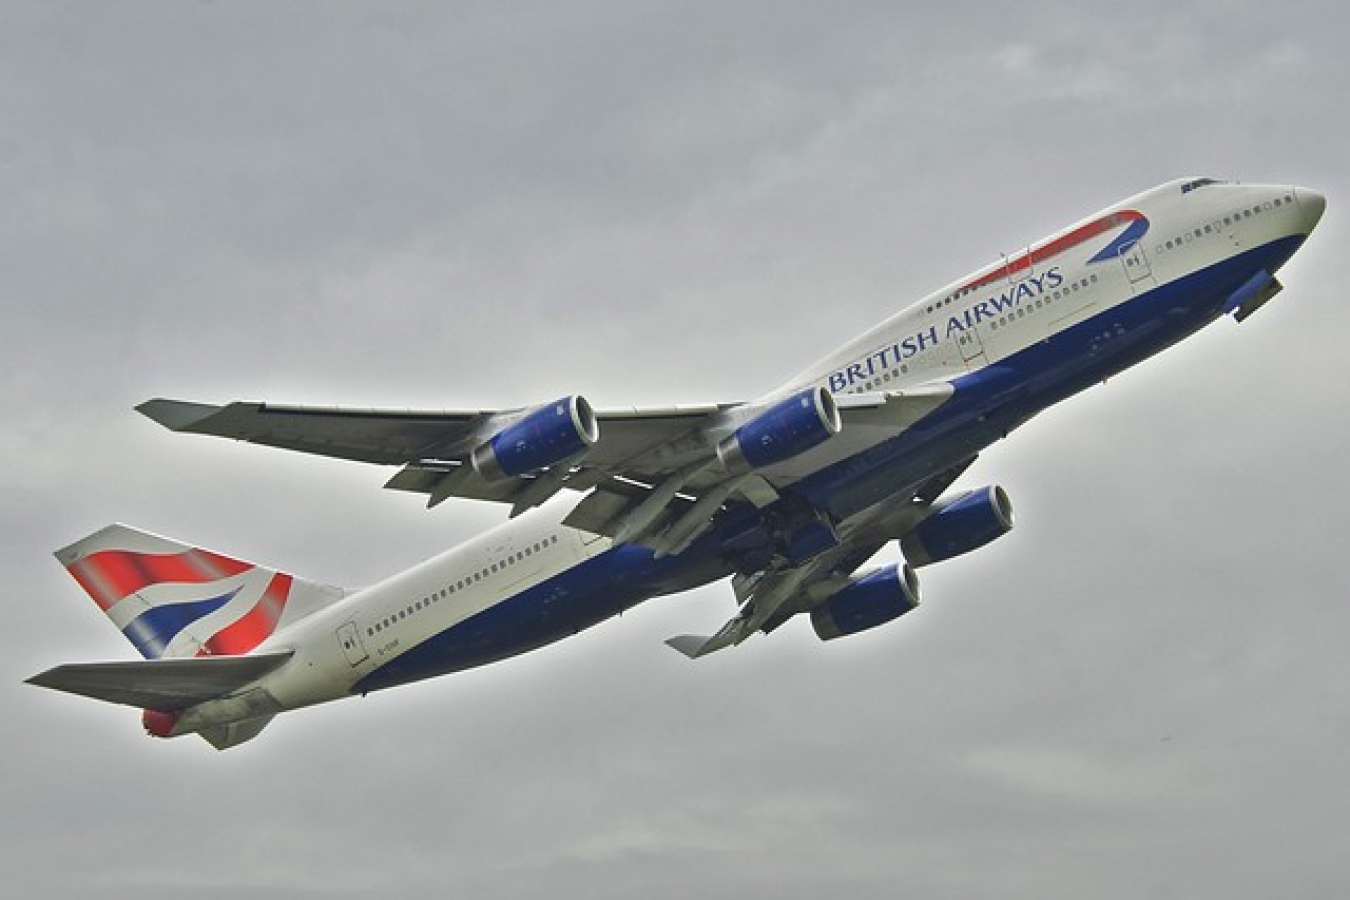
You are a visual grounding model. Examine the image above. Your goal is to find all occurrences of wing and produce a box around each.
[138,387,952,540]
[26,651,293,711]
[138,394,977,657]
[136,398,723,470]
[665,528,900,658]
[665,457,978,658]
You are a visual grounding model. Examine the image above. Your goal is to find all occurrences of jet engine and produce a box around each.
[811,564,921,641]
[471,396,599,481]
[900,485,1013,567]
[717,386,841,474]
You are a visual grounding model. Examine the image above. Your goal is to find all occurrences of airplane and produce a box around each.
[27,177,1326,750]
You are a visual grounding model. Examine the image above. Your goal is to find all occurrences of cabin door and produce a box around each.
[956,327,987,370]
[336,622,368,667]
[1120,240,1153,287]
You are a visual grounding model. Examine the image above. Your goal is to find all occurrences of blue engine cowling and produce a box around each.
[717,386,841,474]
[899,485,1014,567]
[811,564,921,641]
[471,396,599,481]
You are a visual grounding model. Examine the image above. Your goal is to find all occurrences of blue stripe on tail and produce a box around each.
[122,590,240,659]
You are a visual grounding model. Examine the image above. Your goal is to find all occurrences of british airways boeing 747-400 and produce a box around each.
[28,177,1325,749]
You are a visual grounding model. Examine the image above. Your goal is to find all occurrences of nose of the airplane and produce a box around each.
[1295,187,1326,233]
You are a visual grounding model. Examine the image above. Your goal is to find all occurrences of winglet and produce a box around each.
[665,635,716,659]
[664,617,750,659]
[136,398,223,432]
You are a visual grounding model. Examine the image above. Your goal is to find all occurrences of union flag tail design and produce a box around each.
[55,525,344,660]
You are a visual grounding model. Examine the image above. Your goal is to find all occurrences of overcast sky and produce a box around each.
[5,2,1349,898]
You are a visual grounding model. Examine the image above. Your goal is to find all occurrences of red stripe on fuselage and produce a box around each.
[951,210,1144,297]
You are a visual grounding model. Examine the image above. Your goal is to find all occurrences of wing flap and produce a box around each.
[26,651,294,711]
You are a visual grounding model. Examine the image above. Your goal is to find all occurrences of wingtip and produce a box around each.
[665,635,712,659]
[25,665,67,691]
[135,398,222,432]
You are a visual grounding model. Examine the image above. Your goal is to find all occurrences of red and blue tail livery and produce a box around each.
[28,177,1326,748]
[55,526,326,660]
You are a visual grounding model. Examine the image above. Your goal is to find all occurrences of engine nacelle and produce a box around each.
[471,396,599,481]
[900,485,1014,568]
[717,386,841,474]
[811,564,921,641]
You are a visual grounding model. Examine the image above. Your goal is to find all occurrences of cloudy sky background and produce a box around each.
[5,2,1348,897]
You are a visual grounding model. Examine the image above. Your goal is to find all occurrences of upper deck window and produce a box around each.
[1181,178,1223,194]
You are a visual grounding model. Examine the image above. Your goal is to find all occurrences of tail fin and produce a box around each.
[55,525,345,660]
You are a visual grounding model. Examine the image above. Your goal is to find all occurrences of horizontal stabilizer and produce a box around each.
[26,651,293,711]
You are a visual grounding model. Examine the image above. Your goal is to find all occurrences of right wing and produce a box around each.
[665,456,978,658]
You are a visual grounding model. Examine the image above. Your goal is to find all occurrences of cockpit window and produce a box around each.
[1181,178,1223,193]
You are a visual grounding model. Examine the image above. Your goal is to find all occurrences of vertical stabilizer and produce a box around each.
[55,525,345,660]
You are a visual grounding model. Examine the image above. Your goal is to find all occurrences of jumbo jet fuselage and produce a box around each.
[33,178,1326,746]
